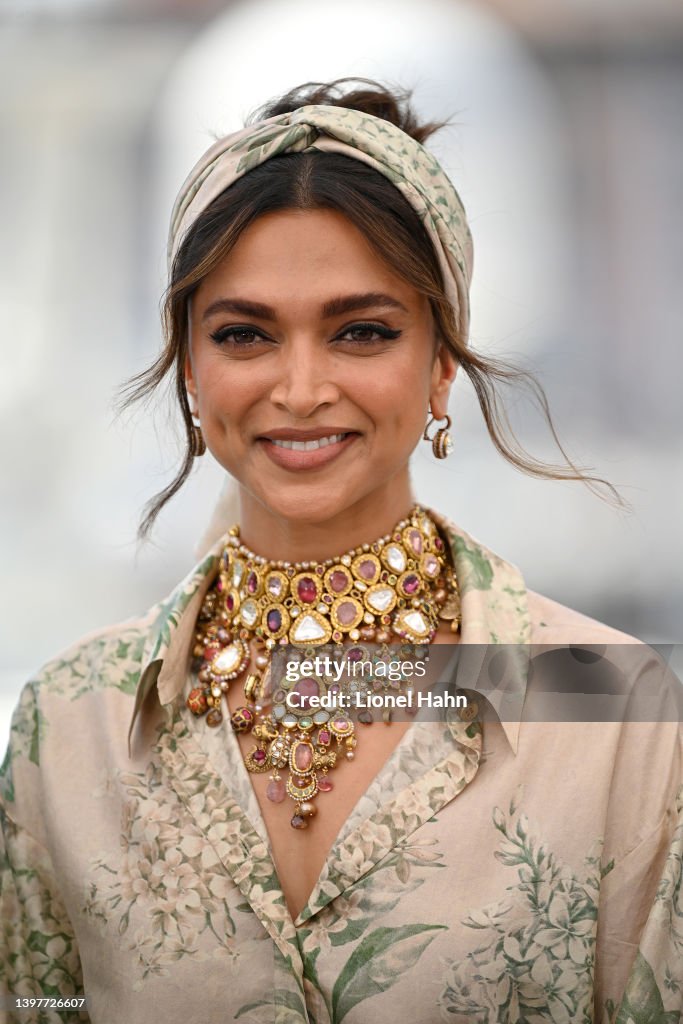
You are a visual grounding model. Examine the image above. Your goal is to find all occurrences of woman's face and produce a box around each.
[186,208,456,527]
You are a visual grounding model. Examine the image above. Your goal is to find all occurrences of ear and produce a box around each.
[429,342,458,420]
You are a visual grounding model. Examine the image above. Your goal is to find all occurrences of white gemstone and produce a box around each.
[232,559,245,586]
[292,614,327,642]
[267,576,283,597]
[385,544,406,572]
[240,600,259,627]
[403,610,429,636]
[367,587,394,612]
[213,644,242,674]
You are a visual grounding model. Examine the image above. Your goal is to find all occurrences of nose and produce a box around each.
[269,337,341,418]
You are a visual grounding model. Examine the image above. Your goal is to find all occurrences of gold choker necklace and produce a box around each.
[186,504,460,828]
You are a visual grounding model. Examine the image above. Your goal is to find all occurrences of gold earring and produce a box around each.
[423,413,453,460]
[191,420,206,457]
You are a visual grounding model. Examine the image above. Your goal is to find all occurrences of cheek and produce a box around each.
[194,354,254,417]
[366,353,432,427]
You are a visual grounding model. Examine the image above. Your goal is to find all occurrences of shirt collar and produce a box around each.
[127,509,531,756]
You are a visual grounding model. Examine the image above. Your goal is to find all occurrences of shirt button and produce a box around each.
[459,700,479,722]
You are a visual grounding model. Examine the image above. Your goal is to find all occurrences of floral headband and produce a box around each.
[168,104,474,339]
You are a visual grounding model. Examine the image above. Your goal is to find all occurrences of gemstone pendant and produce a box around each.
[364,584,397,615]
[245,747,270,773]
[381,543,407,573]
[290,611,331,645]
[211,639,249,680]
[351,553,381,584]
[266,777,286,803]
[393,608,432,641]
[186,687,208,716]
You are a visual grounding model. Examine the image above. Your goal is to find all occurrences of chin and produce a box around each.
[255,484,360,525]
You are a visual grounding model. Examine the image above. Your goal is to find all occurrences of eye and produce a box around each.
[209,326,267,347]
[336,322,402,345]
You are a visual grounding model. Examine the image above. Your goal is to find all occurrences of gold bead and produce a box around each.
[299,801,317,817]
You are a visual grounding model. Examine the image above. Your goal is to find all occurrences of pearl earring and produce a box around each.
[423,414,453,460]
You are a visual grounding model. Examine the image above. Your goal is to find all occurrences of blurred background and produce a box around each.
[1,0,682,750]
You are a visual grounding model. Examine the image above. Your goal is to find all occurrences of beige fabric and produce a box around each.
[1,514,682,1023]
[168,104,474,339]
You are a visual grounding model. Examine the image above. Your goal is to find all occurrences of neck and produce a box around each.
[236,479,417,563]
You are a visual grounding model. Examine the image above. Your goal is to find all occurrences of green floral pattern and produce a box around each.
[168,105,474,337]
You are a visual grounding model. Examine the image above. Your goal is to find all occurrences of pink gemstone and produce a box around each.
[330,570,348,593]
[266,779,286,803]
[408,529,422,555]
[294,678,320,706]
[318,777,333,792]
[332,717,350,732]
[424,554,439,576]
[216,577,225,593]
[402,574,419,595]
[337,600,357,626]
[318,729,331,745]
[226,594,234,611]
[247,571,258,594]
[253,750,266,763]
[347,647,363,662]
[435,537,444,550]
[294,743,313,771]
[297,577,317,604]
[359,559,376,580]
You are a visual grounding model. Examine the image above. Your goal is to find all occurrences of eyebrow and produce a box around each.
[200,292,409,323]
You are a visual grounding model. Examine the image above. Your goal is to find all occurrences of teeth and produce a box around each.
[270,433,347,451]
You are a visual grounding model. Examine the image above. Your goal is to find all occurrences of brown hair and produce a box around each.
[119,76,623,540]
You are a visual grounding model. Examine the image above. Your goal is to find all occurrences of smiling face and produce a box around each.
[185,207,456,550]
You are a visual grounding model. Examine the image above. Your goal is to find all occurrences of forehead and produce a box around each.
[193,208,425,310]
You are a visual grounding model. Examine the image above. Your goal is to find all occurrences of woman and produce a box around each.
[1,79,681,1024]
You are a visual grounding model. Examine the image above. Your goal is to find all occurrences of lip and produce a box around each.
[258,431,360,471]
[259,427,356,442]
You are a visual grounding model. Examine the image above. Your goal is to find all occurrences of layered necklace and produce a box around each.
[186,504,461,829]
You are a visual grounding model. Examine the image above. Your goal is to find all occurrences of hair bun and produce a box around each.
[247,76,449,146]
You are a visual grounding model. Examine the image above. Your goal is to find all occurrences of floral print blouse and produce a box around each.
[1,511,682,1024]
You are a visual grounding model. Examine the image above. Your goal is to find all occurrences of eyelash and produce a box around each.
[208,322,402,347]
